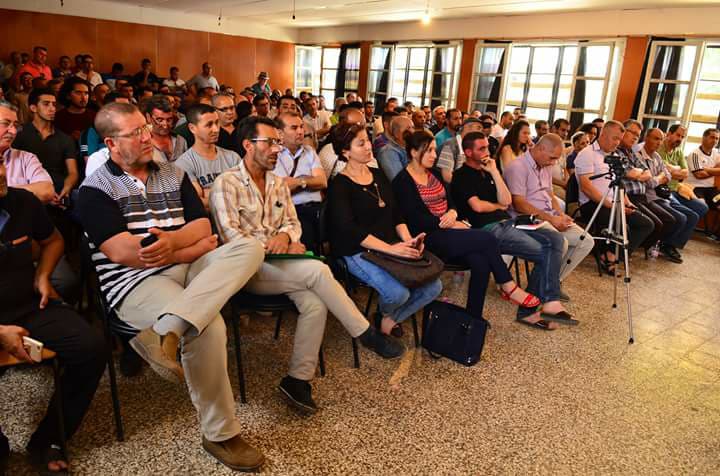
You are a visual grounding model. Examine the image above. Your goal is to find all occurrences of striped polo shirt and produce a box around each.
[78,159,206,309]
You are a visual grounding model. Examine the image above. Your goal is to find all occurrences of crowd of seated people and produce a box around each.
[1,44,719,474]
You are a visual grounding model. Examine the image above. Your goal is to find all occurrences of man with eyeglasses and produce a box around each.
[209,116,404,415]
[175,104,240,211]
[78,102,267,471]
[435,118,484,183]
[211,93,237,151]
[477,114,500,157]
[0,100,54,203]
[141,95,187,164]
[272,111,326,251]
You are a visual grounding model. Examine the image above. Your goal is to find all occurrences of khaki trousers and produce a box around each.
[117,237,265,442]
[244,259,370,381]
[559,223,595,281]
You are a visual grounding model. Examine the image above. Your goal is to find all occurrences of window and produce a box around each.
[470,41,618,129]
[368,46,392,110]
[367,43,461,110]
[689,45,720,153]
[344,47,361,94]
[294,46,321,95]
[320,47,341,108]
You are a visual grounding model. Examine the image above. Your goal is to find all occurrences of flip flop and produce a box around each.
[540,310,579,326]
[516,317,554,331]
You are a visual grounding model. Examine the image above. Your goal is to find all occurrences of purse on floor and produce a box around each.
[360,249,444,288]
[421,300,489,367]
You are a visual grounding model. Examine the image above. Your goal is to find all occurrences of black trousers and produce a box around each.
[628,195,681,247]
[426,229,513,319]
[580,201,655,254]
[694,186,720,210]
[295,201,323,253]
[0,301,106,453]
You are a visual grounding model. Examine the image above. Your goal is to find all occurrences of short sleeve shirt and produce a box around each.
[274,146,323,205]
[12,123,78,192]
[658,144,688,191]
[0,188,55,323]
[504,149,556,215]
[2,147,53,187]
[174,146,241,190]
[686,147,720,188]
[451,164,510,227]
[573,141,610,205]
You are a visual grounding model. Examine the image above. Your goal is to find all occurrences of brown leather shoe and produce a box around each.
[202,434,265,471]
[129,328,184,384]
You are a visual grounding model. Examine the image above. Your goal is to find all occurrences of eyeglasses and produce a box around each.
[115,123,153,139]
[0,120,21,131]
[216,106,235,113]
[250,137,283,147]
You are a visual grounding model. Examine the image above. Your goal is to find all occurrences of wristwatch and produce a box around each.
[300,178,307,190]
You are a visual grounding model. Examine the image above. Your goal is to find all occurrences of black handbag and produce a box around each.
[655,184,672,199]
[361,249,444,288]
[421,300,489,367]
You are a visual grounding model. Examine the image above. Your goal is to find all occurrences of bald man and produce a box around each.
[377,115,414,181]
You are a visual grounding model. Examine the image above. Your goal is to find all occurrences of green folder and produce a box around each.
[264,251,326,262]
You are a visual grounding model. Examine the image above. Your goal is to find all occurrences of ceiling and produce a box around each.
[107,0,718,28]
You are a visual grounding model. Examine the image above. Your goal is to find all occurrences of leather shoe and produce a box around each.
[202,434,265,471]
[129,328,184,384]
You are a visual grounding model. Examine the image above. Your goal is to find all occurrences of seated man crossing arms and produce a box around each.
[78,102,267,471]
[210,116,404,414]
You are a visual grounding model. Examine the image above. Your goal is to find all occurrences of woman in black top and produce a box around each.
[393,130,550,328]
[327,123,442,336]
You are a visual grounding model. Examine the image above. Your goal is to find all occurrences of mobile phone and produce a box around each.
[23,336,43,362]
[140,234,158,247]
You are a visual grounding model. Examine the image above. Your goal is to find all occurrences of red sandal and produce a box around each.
[499,284,541,308]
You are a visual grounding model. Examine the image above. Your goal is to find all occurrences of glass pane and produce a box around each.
[477,47,505,75]
[557,74,573,107]
[368,71,388,94]
[643,82,689,117]
[510,47,530,73]
[391,74,406,97]
[532,47,560,74]
[297,69,311,88]
[395,48,408,69]
[642,117,671,135]
[407,70,425,96]
[555,108,569,121]
[323,48,340,69]
[473,75,500,102]
[322,69,337,90]
[690,80,720,122]
[435,47,455,73]
[345,70,359,91]
[410,48,428,69]
[561,46,577,75]
[700,46,720,81]
[470,102,498,114]
[572,79,605,110]
[371,47,390,70]
[407,96,423,107]
[527,73,555,106]
[297,48,311,68]
[432,73,453,99]
[506,73,526,102]
[650,45,696,81]
[321,89,336,109]
[526,107,550,123]
[345,48,361,70]
[582,45,611,77]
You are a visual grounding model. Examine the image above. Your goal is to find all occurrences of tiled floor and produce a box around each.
[2,234,719,475]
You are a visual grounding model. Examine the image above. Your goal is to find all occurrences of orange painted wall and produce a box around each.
[456,39,477,112]
[0,8,295,91]
[612,36,650,121]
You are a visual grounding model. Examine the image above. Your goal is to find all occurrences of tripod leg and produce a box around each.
[563,186,614,272]
[618,188,635,344]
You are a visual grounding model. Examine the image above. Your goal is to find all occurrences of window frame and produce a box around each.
[294,45,321,96]
[468,42,510,114]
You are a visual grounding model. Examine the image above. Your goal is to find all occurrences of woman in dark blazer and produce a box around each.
[392,130,555,330]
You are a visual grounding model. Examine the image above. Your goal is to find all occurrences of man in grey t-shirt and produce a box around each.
[175,103,240,210]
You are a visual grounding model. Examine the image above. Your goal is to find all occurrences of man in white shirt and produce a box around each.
[302,96,331,150]
[686,128,720,210]
[274,112,327,251]
[75,55,103,88]
[491,111,513,140]
[187,63,219,92]
[162,67,186,95]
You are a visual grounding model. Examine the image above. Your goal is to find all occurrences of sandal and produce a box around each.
[598,253,616,277]
[28,444,69,475]
[499,284,541,308]
[540,310,579,326]
[390,323,404,338]
[516,317,554,331]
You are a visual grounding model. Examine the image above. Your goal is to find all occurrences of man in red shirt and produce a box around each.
[13,47,52,84]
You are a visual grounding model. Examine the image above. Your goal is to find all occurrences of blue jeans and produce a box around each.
[671,192,709,221]
[487,220,564,318]
[344,253,442,323]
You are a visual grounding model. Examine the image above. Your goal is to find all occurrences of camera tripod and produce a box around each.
[564,169,635,344]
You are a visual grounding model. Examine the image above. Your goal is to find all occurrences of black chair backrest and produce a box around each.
[565,172,579,206]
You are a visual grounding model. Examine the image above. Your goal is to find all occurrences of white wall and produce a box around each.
[298,7,720,43]
[3,0,300,43]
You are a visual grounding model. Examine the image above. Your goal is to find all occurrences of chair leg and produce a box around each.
[351,337,360,369]
[411,315,420,348]
[102,332,125,442]
[52,359,68,456]
[318,346,326,377]
[273,311,283,340]
[523,259,531,283]
[231,311,248,404]
[513,257,521,285]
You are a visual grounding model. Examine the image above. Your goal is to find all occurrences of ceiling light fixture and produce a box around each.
[218,9,223,26]
[292,0,296,19]
[421,0,431,24]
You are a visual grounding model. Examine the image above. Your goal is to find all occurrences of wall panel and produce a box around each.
[255,40,295,91]
[95,20,157,73]
[156,28,208,80]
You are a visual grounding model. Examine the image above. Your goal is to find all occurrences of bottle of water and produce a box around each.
[453,271,464,285]
[649,243,660,259]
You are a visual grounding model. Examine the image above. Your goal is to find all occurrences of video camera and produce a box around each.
[603,152,629,179]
